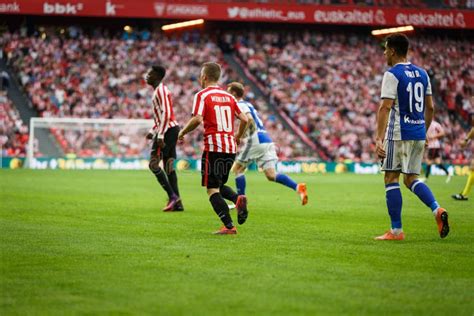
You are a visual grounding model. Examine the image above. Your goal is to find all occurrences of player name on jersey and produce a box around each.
[404,70,422,78]
[211,95,232,103]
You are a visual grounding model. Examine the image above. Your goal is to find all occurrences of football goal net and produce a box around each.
[27,117,154,169]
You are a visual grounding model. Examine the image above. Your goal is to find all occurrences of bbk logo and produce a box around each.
[43,2,83,15]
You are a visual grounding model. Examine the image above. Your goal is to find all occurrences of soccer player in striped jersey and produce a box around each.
[178,62,249,235]
[422,120,451,182]
[227,82,308,205]
[375,34,449,240]
[145,65,183,212]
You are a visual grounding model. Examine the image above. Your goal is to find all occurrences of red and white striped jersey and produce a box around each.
[151,83,178,138]
[192,86,241,154]
[427,121,444,149]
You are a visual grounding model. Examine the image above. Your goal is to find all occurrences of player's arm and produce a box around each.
[246,113,256,135]
[146,124,157,140]
[235,112,249,145]
[156,88,171,147]
[436,124,446,139]
[236,101,255,135]
[376,99,394,159]
[178,115,203,142]
[376,71,397,159]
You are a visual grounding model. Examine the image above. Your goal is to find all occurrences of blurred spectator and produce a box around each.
[0,71,9,90]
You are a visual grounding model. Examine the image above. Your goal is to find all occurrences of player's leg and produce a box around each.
[461,161,474,196]
[161,155,181,211]
[162,126,182,211]
[221,154,248,225]
[263,167,296,190]
[208,188,236,234]
[425,159,432,179]
[453,159,474,200]
[149,138,175,203]
[261,144,296,190]
[260,143,308,205]
[203,152,236,234]
[231,161,247,196]
[434,155,450,177]
[262,167,307,205]
[220,185,238,204]
[376,140,404,240]
[164,126,180,197]
[424,149,435,180]
[380,171,404,238]
[402,141,449,238]
[233,140,253,196]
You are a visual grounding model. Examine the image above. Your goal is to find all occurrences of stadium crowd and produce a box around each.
[2,28,299,159]
[2,27,472,163]
[231,31,473,163]
[0,91,30,157]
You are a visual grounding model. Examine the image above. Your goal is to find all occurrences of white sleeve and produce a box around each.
[237,102,251,114]
[381,71,398,99]
[426,72,432,96]
[192,92,205,116]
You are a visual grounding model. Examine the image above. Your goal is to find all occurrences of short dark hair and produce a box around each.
[202,62,221,82]
[385,33,409,57]
[151,65,166,81]
[227,82,245,98]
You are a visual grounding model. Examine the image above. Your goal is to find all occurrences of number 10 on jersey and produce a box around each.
[214,106,232,132]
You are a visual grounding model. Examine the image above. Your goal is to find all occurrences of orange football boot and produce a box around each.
[435,208,449,238]
[297,183,308,205]
[213,226,237,235]
[375,230,405,240]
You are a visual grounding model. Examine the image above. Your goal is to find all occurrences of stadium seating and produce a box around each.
[0,91,30,157]
[3,29,472,162]
[3,29,299,159]
[231,31,473,163]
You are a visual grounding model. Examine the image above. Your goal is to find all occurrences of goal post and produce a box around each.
[27,117,154,169]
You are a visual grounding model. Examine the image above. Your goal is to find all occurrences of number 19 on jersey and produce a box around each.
[406,82,424,113]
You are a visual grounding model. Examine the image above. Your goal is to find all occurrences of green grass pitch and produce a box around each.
[1,169,473,315]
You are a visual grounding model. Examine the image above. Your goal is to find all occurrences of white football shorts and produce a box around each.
[236,142,278,170]
[381,140,425,175]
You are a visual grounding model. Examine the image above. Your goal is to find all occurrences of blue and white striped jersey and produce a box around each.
[237,100,273,144]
